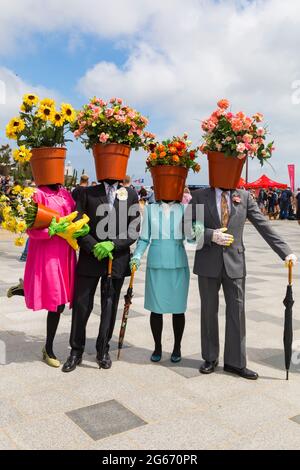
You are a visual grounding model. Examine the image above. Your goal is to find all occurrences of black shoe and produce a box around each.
[199,360,219,374]
[7,279,24,298]
[96,352,112,369]
[62,355,82,373]
[224,364,258,380]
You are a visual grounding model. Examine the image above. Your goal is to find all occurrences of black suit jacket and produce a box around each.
[75,183,140,279]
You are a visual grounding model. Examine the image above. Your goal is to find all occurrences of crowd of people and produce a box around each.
[251,187,300,220]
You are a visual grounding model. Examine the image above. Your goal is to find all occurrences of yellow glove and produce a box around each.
[57,214,90,250]
[59,211,78,224]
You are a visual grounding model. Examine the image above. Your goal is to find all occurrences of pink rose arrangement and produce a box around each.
[71,97,155,150]
[200,99,275,166]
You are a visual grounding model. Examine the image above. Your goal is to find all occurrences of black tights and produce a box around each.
[45,305,65,358]
[150,312,185,356]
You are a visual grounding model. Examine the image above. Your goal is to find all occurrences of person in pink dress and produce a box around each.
[9,184,84,368]
[24,184,78,367]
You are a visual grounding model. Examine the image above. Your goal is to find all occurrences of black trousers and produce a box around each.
[70,274,124,356]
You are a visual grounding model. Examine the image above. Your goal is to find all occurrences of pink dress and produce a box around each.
[24,186,77,312]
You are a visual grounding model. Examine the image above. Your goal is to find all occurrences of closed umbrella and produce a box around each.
[96,257,114,364]
[283,261,294,380]
[117,266,136,360]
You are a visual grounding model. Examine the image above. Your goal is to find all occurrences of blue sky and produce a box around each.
[1,0,300,186]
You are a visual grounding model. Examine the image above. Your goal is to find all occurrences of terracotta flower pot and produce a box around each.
[207,151,245,189]
[30,147,66,186]
[92,143,131,181]
[150,166,188,201]
[32,203,60,229]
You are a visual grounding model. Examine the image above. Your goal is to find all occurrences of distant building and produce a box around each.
[65,161,73,176]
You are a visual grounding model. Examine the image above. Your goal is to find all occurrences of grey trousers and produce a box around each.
[198,267,246,369]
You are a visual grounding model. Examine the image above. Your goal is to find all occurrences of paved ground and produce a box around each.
[0,220,300,450]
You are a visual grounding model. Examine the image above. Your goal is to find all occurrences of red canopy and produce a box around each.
[237,177,246,188]
[245,174,288,190]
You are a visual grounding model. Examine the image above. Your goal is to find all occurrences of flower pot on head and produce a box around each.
[207,151,245,189]
[150,166,188,202]
[92,143,131,181]
[32,204,60,229]
[30,147,66,186]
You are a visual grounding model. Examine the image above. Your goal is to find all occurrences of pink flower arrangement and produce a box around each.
[71,97,155,150]
[201,99,275,166]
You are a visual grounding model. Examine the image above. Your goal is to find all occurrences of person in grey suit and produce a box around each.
[191,187,297,380]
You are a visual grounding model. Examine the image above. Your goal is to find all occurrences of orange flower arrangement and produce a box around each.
[146,134,200,172]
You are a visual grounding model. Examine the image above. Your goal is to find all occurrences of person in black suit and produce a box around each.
[62,180,140,372]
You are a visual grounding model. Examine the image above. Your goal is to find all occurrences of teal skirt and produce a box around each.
[144,267,190,314]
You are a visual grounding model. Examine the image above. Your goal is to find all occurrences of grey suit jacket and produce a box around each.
[191,188,292,279]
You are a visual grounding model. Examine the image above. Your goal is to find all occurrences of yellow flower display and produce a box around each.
[15,237,26,247]
[40,98,55,108]
[6,117,25,138]
[5,125,17,139]
[2,216,16,232]
[16,220,27,233]
[52,111,65,127]
[61,103,76,123]
[17,204,26,216]
[21,187,35,199]
[12,185,23,195]
[2,206,12,218]
[37,104,54,121]
[13,145,32,163]
[6,93,76,150]
[23,93,39,107]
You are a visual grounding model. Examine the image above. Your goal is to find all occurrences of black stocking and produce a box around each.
[172,313,185,356]
[150,312,163,355]
[45,305,65,358]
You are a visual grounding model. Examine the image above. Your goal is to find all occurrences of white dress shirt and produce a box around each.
[215,188,231,222]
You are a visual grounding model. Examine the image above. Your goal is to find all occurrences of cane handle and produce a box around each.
[108,258,113,276]
[129,265,136,289]
[288,260,293,286]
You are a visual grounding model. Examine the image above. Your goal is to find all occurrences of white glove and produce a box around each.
[285,254,297,267]
[212,228,234,247]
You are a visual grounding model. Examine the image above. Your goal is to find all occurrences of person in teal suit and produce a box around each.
[130,201,191,363]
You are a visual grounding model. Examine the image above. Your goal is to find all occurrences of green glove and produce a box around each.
[93,241,115,261]
[129,257,140,271]
[73,224,90,239]
[48,217,71,237]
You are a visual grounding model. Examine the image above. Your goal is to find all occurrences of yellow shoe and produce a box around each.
[42,347,61,368]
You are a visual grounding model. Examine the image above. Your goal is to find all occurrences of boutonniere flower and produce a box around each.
[116,187,128,201]
[232,194,241,204]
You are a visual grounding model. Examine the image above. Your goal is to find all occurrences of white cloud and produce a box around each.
[0,67,58,124]
[0,0,159,54]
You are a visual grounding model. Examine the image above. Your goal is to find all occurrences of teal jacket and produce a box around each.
[133,203,189,269]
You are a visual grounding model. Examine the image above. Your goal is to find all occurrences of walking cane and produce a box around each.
[117,265,137,360]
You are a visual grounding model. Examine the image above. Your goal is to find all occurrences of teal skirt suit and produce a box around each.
[132,202,190,314]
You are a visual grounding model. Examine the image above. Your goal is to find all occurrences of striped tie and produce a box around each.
[107,185,115,210]
[221,191,229,227]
